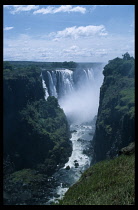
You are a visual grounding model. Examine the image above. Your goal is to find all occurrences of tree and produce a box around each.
[4,61,13,71]
[122,52,131,60]
[68,61,77,68]
[63,61,68,68]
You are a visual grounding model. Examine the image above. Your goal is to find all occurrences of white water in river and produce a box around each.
[41,64,104,204]
[46,122,95,205]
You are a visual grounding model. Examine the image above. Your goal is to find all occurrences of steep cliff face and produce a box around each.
[92,54,135,163]
[4,66,44,156]
[3,63,72,174]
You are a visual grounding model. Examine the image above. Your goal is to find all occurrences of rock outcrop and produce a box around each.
[119,142,135,155]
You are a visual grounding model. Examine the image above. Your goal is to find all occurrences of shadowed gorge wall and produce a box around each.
[3,64,72,174]
[92,55,135,163]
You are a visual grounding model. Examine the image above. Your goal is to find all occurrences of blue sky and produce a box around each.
[4,5,134,62]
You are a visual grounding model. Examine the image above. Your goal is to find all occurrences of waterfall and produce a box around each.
[83,69,89,81]
[51,71,57,88]
[47,71,58,98]
[41,73,49,100]
[41,63,104,124]
[82,68,95,85]
[87,68,95,83]
[56,69,74,97]
[41,68,96,100]
[42,69,74,99]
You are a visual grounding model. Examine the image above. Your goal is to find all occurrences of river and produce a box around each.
[45,121,95,205]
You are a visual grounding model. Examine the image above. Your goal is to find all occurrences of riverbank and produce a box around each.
[56,148,135,205]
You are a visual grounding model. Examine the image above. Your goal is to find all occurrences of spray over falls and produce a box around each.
[42,64,104,124]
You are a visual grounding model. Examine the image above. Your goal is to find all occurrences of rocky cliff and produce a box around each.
[3,63,72,175]
[92,53,135,163]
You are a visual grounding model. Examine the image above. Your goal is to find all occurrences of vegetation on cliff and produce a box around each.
[4,62,71,173]
[92,53,135,162]
[3,54,135,205]
[56,150,135,205]
[3,62,72,204]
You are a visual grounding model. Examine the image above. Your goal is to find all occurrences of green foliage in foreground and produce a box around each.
[56,154,135,205]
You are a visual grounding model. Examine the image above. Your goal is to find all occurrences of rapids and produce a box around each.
[45,121,95,205]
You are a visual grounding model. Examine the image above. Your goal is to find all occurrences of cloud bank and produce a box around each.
[33,5,86,14]
[4,31,134,62]
[51,25,108,39]
[4,5,39,14]
[4,5,86,15]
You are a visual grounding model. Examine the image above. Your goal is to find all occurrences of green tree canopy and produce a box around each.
[122,52,133,60]
[4,61,13,71]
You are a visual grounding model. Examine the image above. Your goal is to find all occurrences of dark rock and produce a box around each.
[71,130,77,133]
[77,138,85,142]
[65,165,70,170]
[74,162,79,168]
[119,142,135,155]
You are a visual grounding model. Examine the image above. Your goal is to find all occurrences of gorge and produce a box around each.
[3,54,135,205]
[36,62,104,204]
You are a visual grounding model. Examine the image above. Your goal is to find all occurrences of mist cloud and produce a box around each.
[59,66,104,124]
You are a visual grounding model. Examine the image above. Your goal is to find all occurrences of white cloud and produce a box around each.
[4,5,39,14]
[62,49,89,58]
[70,6,86,13]
[34,6,54,14]
[94,49,108,57]
[4,26,14,31]
[53,38,60,42]
[33,5,86,14]
[51,25,108,39]
[4,29,134,62]
[62,45,79,54]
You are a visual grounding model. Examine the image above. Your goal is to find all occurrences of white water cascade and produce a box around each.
[46,122,95,205]
[56,69,74,97]
[42,69,74,99]
[40,73,49,100]
[47,71,58,98]
[41,63,104,204]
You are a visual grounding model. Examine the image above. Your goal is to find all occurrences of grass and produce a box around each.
[56,153,135,205]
